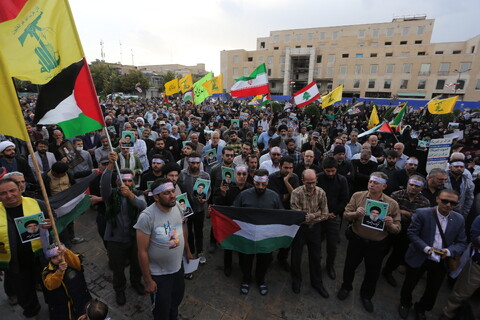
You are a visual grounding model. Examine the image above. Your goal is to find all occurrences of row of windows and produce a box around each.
[271,26,426,43]
[339,79,467,90]
[335,62,471,75]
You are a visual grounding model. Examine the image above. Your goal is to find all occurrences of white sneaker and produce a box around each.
[198,252,207,264]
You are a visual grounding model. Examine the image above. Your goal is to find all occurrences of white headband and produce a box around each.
[450,161,465,167]
[152,182,174,195]
[235,166,248,173]
[369,176,387,185]
[408,179,424,187]
[271,147,281,154]
[188,157,202,162]
[152,158,165,164]
[406,159,419,165]
[120,174,134,180]
[254,175,269,182]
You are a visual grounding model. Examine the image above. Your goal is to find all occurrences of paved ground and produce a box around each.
[1,207,479,319]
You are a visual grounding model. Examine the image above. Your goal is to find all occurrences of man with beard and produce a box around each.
[259,146,282,174]
[246,154,258,185]
[282,138,302,165]
[70,138,94,179]
[351,150,378,193]
[267,156,300,272]
[148,138,175,164]
[0,141,35,185]
[258,126,278,151]
[94,136,111,164]
[202,131,225,173]
[189,133,204,156]
[301,131,325,166]
[378,150,401,195]
[290,169,330,297]
[383,175,430,287]
[346,129,362,157]
[422,168,448,206]
[226,131,242,156]
[368,135,385,164]
[393,142,409,168]
[161,128,180,160]
[139,155,166,205]
[187,117,206,145]
[141,129,155,154]
[178,142,204,171]
[117,144,143,186]
[294,150,322,180]
[28,140,56,175]
[48,129,68,161]
[445,159,475,218]
[135,178,193,320]
[233,169,283,296]
[391,157,422,192]
[333,145,355,187]
[317,157,350,280]
[233,142,253,166]
[162,162,183,196]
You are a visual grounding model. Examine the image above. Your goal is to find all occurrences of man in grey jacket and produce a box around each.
[444,159,474,218]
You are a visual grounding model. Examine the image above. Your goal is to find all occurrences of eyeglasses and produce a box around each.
[224,154,234,158]
[439,199,459,206]
[236,172,247,176]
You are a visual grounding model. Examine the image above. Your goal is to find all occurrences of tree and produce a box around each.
[303,103,321,119]
[89,62,120,95]
[119,70,149,94]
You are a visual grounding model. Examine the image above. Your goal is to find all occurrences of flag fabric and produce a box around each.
[202,74,223,95]
[392,103,406,114]
[427,96,458,114]
[179,73,193,93]
[183,91,193,103]
[230,64,270,97]
[378,122,394,134]
[346,101,364,115]
[165,78,179,96]
[261,94,273,106]
[193,72,213,105]
[293,81,320,108]
[251,95,263,102]
[358,121,393,138]
[367,105,380,129]
[321,84,343,109]
[210,205,305,254]
[390,104,407,127]
[135,82,142,93]
[33,59,105,138]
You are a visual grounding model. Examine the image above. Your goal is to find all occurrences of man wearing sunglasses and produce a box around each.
[398,189,467,320]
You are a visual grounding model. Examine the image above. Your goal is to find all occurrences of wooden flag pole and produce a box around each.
[104,127,124,186]
[25,139,61,246]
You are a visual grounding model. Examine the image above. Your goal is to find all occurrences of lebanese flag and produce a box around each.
[293,81,320,108]
[34,58,105,138]
[230,64,270,97]
[211,205,305,254]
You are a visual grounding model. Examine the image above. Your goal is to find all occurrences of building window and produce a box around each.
[353,79,360,88]
[307,45,313,48]
[475,79,480,90]
[319,32,326,40]
[415,40,422,44]
[267,56,273,64]
[402,27,409,36]
[400,41,407,45]
[400,80,408,89]
[459,62,472,72]
[358,30,365,38]
[457,80,466,90]
[386,52,393,57]
[296,34,302,41]
[339,65,347,75]
[295,46,301,48]
[285,35,291,42]
[271,82,276,88]
[439,62,450,75]
[401,52,409,57]
[356,53,363,58]
[332,31,339,40]
[328,54,335,63]
[418,79,426,89]
[358,43,365,47]
[435,51,444,55]
[386,28,394,37]
[420,63,430,75]
[307,33,313,41]
[417,26,425,35]
[384,80,392,89]
[233,68,238,75]
[342,53,349,58]
[370,53,377,57]
[243,68,249,75]
[368,79,375,89]
[355,65,362,74]
[327,83,333,90]
[453,50,461,54]
[417,51,426,56]
[436,80,446,90]
[471,46,476,53]
[403,63,412,74]
[316,55,322,63]
[233,55,239,64]
[370,64,378,74]
[267,69,272,76]
[273,35,279,43]
[372,29,379,38]
[274,47,279,50]
[385,42,392,46]
[327,67,334,77]
[248,57,253,61]
[260,42,265,49]
[386,64,395,74]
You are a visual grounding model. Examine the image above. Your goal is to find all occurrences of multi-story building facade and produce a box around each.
[220,16,480,101]
[138,63,207,78]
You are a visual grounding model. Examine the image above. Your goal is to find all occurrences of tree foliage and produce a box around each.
[89,63,120,95]
[303,103,321,119]
[118,70,150,94]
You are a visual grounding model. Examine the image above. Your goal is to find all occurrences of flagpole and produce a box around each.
[103,127,125,186]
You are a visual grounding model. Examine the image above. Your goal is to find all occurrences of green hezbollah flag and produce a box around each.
[193,72,213,105]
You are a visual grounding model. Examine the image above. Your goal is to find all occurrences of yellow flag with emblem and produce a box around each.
[368,105,380,129]
[202,74,223,95]
[321,84,343,109]
[427,96,458,114]
[165,78,179,96]
[179,73,193,93]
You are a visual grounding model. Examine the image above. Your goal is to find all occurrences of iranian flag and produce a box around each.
[230,64,270,97]
[34,58,105,138]
[293,81,320,108]
[211,205,305,254]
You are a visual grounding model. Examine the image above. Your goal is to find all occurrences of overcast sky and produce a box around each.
[70,0,480,75]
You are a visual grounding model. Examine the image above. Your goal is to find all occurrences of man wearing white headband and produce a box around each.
[391,157,421,192]
[135,177,192,320]
[100,152,147,306]
[383,175,430,287]
[444,159,474,218]
[338,172,400,313]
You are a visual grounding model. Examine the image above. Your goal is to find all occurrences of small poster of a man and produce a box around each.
[222,166,236,186]
[107,126,116,134]
[122,130,135,148]
[361,199,389,231]
[231,119,239,129]
[14,213,45,243]
[192,178,210,200]
[176,193,193,218]
[182,140,192,149]
[205,149,218,166]
[58,140,84,168]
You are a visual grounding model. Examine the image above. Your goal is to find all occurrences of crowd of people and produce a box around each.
[1,94,480,320]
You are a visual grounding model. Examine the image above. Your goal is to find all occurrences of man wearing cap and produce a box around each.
[0,140,35,185]
[445,159,474,218]
[383,175,430,287]
[101,152,147,305]
[258,126,279,151]
[135,177,193,320]
[337,172,400,313]
[259,146,282,175]
[139,155,166,205]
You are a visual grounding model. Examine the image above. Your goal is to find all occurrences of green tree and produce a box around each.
[89,62,120,95]
[303,103,321,119]
[119,70,149,94]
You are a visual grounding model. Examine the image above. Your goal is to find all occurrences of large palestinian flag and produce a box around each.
[211,205,305,254]
[34,58,105,138]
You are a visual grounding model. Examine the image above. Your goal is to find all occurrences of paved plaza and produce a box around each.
[1,208,479,320]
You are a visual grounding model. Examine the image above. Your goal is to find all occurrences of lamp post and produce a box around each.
[289,80,295,97]
[453,68,471,95]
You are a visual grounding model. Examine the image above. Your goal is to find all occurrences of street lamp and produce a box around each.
[453,68,471,95]
[289,80,295,96]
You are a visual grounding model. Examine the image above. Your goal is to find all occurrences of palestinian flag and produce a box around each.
[293,81,320,108]
[390,104,407,127]
[211,205,305,254]
[183,91,193,103]
[358,121,394,138]
[230,64,270,97]
[34,58,105,138]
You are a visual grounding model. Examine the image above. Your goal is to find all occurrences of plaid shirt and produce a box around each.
[390,189,431,215]
[282,149,303,165]
[290,185,329,226]
[226,141,242,156]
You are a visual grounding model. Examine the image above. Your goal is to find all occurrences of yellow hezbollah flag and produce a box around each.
[368,105,380,129]
[202,74,223,95]
[427,96,458,115]
[179,73,193,93]
[165,78,179,96]
[0,0,84,84]
[321,84,343,109]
